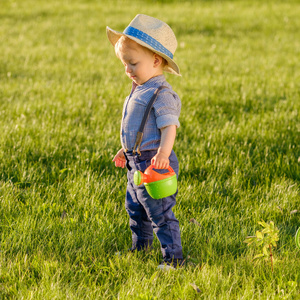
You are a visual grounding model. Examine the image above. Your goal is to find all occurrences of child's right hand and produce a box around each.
[112,148,126,168]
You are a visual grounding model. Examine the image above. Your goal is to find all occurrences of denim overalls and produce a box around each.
[121,76,183,260]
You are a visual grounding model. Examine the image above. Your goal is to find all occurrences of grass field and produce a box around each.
[1,0,300,299]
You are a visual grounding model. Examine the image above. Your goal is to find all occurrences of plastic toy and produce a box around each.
[296,228,300,249]
[134,165,177,199]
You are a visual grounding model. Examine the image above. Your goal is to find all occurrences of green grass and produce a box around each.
[1,0,300,299]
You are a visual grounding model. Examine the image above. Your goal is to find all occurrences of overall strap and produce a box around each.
[132,86,168,155]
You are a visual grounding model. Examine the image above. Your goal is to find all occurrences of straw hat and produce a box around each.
[106,14,180,76]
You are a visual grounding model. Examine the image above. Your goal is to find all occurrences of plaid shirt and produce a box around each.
[121,75,181,151]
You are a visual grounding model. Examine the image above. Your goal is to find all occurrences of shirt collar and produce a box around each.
[142,75,166,87]
[131,75,167,91]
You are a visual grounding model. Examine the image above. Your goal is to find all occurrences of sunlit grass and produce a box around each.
[0,0,299,299]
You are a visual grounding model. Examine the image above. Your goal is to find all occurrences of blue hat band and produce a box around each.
[123,26,174,60]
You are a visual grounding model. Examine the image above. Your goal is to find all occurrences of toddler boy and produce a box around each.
[107,14,183,269]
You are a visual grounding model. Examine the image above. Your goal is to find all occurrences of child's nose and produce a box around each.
[125,65,132,73]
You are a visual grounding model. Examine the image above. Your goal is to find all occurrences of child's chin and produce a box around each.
[133,79,141,85]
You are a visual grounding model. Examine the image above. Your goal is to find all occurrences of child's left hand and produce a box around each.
[151,152,169,169]
[151,125,176,169]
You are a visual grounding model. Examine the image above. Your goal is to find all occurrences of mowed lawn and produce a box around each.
[0,0,299,299]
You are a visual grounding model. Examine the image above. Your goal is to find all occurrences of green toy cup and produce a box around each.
[134,165,177,199]
[296,228,300,249]
[145,174,177,199]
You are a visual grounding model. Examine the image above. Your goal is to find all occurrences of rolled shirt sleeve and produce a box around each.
[153,90,181,129]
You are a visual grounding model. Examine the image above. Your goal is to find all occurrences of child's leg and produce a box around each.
[136,193,183,260]
[147,193,183,260]
[135,151,183,260]
[124,151,157,251]
[125,178,154,251]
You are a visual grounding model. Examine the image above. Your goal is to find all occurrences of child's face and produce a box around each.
[117,41,163,85]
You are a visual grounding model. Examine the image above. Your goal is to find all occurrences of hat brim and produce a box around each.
[106,26,181,76]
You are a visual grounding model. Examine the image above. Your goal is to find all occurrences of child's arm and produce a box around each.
[113,148,126,168]
[151,125,176,169]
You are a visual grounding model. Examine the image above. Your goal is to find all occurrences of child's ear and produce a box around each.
[153,54,163,68]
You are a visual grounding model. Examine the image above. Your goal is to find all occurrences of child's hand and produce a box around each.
[112,149,126,168]
[151,125,176,169]
[151,152,169,169]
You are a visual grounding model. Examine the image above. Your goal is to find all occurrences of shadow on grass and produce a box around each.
[0,141,117,188]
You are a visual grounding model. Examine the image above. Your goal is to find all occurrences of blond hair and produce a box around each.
[115,36,150,57]
[115,36,167,67]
